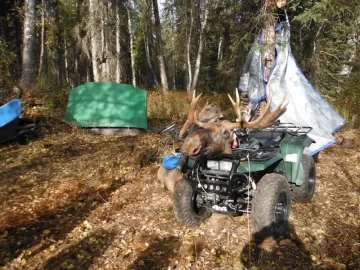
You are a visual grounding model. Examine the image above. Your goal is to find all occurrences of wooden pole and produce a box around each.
[261,0,287,81]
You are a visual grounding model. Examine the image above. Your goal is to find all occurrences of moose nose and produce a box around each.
[191,145,202,156]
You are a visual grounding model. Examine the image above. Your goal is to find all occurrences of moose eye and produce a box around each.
[221,130,230,139]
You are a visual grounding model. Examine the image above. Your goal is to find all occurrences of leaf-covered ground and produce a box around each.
[0,109,359,269]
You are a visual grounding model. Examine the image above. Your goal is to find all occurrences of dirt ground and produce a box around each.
[0,112,359,270]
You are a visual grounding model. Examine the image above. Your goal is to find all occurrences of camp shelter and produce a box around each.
[238,19,345,156]
[65,82,147,135]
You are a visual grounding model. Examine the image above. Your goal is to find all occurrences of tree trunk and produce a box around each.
[100,4,109,81]
[64,36,69,84]
[217,30,224,62]
[74,0,80,85]
[115,0,122,83]
[152,0,168,93]
[87,60,91,82]
[261,0,287,81]
[126,1,137,87]
[142,0,158,88]
[170,2,177,89]
[20,0,36,88]
[55,1,64,86]
[101,7,105,81]
[186,7,194,92]
[38,0,45,78]
[190,2,209,92]
[89,0,100,82]
[261,3,276,82]
[171,36,176,90]
[340,24,359,77]
[144,32,159,86]
[158,56,168,91]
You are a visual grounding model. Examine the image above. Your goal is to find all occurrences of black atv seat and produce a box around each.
[248,130,284,147]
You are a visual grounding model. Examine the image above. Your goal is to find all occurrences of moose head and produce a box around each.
[180,83,288,157]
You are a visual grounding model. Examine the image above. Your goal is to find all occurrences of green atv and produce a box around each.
[174,123,316,238]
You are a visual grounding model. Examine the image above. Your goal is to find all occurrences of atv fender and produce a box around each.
[277,135,314,185]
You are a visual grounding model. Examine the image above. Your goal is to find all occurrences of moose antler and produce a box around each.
[180,93,226,138]
[179,83,288,157]
[179,83,288,139]
[226,83,288,129]
[178,91,203,137]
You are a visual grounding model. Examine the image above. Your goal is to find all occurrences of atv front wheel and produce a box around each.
[291,154,316,203]
[173,179,211,226]
[251,173,290,238]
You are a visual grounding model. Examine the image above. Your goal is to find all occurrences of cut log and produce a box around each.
[341,137,356,149]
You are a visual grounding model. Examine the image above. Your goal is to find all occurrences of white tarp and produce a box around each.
[238,20,346,156]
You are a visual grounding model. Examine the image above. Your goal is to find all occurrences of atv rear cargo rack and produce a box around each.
[258,122,313,136]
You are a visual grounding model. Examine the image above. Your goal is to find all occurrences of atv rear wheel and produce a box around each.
[251,173,290,238]
[17,133,30,145]
[291,154,316,203]
[173,178,211,226]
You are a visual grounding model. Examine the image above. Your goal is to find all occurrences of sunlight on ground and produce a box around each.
[0,95,359,269]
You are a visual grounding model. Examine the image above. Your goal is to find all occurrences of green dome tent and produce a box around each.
[65,82,147,135]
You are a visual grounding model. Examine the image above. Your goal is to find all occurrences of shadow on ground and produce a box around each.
[240,223,312,269]
[128,235,181,270]
[319,219,360,269]
[0,179,125,266]
[43,229,114,270]
[0,134,146,219]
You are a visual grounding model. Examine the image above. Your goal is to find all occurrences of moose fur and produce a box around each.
[158,103,224,193]
[180,123,233,157]
[157,166,182,193]
[180,84,287,157]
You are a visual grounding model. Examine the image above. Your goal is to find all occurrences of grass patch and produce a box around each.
[147,90,238,122]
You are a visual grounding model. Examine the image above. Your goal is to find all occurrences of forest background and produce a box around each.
[0,0,359,126]
[1,1,360,268]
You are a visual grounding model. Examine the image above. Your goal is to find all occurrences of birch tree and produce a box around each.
[115,0,122,83]
[126,0,137,87]
[153,0,168,93]
[217,28,224,62]
[100,3,107,81]
[186,3,194,91]
[38,0,46,78]
[89,0,101,81]
[55,0,64,86]
[20,0,36,88]
[184,0,210,93]
[190,0,209,92]
[143,0,159,87]
[340,30,359,77]
[144,31,159,87]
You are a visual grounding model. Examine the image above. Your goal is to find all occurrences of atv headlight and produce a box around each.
[207,160,232,171]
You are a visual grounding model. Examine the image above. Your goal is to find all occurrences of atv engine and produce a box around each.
[184,156,254,215]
